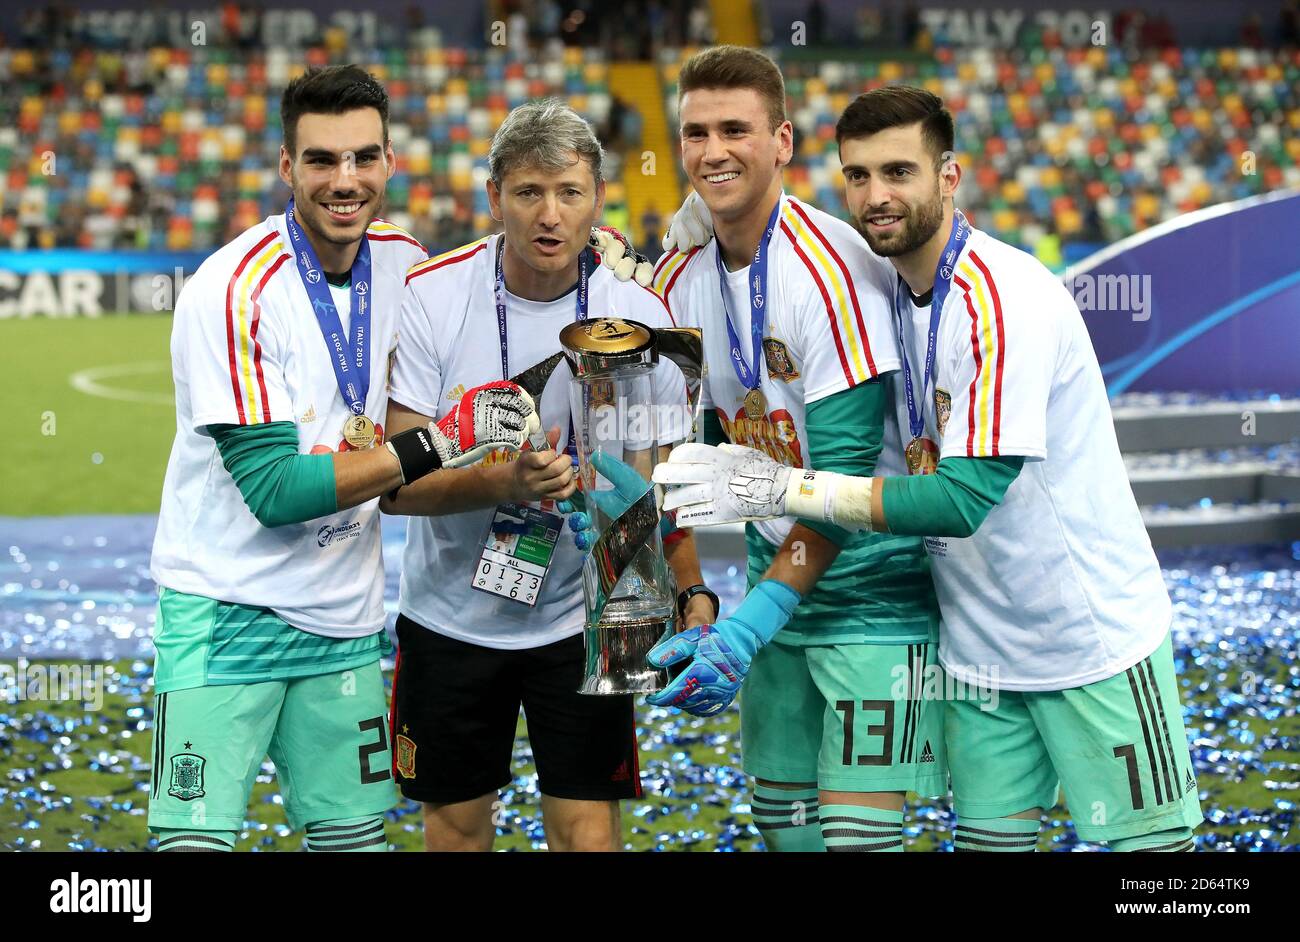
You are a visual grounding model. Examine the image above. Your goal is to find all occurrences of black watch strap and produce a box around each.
[677,584,720,621]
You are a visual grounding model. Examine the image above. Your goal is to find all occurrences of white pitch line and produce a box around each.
[69,362,173,406]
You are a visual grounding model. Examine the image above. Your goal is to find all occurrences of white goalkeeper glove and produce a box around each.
[589,226,653,286]
[661,190,713,255]
[651,443,791,526]
[651,442,874,530]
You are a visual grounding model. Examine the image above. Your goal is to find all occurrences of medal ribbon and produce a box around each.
[716,197,781,398]
[493,236,590,457]
[285,197,372,416]
[894,208,970,443]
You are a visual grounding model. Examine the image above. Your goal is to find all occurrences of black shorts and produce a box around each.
[389,614,642,805]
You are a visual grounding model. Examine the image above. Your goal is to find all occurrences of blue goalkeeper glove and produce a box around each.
[644,579,801,716]
[557,451,653,553]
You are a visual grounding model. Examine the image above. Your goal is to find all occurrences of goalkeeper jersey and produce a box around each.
[654,193,935,644]
[150,215,427,638]
[391,234,688,650]
[889,222,1171,690]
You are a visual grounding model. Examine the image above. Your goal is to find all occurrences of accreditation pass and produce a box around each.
[472,503,561,606]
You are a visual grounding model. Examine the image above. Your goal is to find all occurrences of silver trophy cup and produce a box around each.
[560,318,704,695]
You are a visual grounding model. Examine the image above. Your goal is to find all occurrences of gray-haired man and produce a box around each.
[380,99,712,851]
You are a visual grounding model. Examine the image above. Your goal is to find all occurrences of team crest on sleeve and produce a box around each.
[762,338,800,382]
[167,745,207,801]
[395,732,417,779]
[935,388,952,436]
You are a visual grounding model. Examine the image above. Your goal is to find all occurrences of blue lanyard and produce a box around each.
[493,237,590,379]
[285,198,373,416]
[493,237,589,457]
[894,208,970,441]
[715,198,782,394]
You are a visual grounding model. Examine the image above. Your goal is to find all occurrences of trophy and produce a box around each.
[560,317,704,695]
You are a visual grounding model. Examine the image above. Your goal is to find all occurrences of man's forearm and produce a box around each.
[333,447,406,510]
[762,522,842,596]
[380,461,514,516]
[788,455,1025,536]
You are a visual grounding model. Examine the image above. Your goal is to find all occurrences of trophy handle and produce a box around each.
[655,327,706,442]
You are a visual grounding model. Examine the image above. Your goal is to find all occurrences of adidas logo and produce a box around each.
[447,384,466,402]
[1185,768,1196,794]
[300,405,317,423]
[920,740,935,763]
[610,758,631,782]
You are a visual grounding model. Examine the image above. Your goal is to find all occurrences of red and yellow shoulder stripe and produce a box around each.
[366,219,424,251]
[951,250,1006,457]
[778,199,878,385]
[224,229,291,425]
[650,245,702,304]
[405,236,491,285]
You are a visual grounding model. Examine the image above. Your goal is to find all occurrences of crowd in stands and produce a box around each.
[665,43,1299,261]
[1,3,1297,262]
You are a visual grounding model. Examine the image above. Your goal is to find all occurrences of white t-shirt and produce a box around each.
[150,215,427,637]
[889,224,1171,691]
[652,193,901,547]
[392,234,688,650]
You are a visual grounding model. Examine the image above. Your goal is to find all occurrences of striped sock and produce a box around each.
[820,805,905,852]
[1109,827,1196,852]
[154,829,236,852]
[305,815,388,852]
[751,784,824,852]
[954,815,1041,852]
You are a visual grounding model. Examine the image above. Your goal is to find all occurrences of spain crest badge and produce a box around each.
[935,388,952,437]
[762,338,800,382]
[395,734,417,779]
[168,749,206,801]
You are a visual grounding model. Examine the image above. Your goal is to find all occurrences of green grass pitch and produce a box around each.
[9,314,176,517]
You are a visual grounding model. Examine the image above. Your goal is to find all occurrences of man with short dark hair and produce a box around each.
[147,65,538,852]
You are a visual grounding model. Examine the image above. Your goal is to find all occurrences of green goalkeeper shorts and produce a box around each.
[147,660,397,833]
[740,638,948,796]
[946,632,1203,842]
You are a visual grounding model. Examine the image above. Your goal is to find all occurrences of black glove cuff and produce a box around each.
[386,426,444,485]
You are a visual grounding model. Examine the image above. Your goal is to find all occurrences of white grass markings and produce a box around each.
[69,362,172,406]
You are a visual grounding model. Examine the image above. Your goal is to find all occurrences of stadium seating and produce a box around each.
[1,30,1296,257]
[0,40,614,253]
[661,45,1300,254]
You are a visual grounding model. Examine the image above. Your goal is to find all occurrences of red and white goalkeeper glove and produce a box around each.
[432,380,540,468]
[386,381,540,484]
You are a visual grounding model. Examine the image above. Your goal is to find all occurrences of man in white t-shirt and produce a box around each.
[655,86,1203,852]
[382,100,711,852]
[147,67,538,853]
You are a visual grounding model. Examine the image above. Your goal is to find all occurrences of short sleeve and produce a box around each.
[388,281,444,419]
[182,257,294,431]
[939,252,1055,460]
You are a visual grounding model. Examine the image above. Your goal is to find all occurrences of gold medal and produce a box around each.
[343,414,377,449]
[743,388,767,420]
[905,436,938,475]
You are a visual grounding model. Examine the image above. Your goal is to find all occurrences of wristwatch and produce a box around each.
[677,584,720,622]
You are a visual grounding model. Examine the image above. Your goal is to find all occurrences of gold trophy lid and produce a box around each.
[560,317,658,375]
